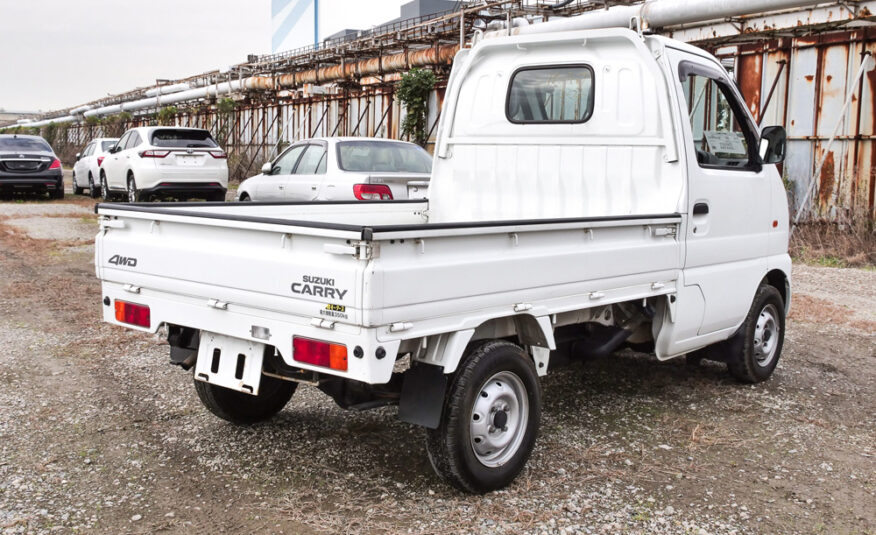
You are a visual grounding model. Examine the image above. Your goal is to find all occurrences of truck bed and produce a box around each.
[96,200,681,383]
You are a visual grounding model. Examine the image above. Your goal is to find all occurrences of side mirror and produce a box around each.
[261,162,273,175]
[759,125,787,164]
[75,152,81,161]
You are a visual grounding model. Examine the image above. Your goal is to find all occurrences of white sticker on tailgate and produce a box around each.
[194,332,265,395]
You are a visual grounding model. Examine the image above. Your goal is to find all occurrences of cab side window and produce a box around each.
[681,69,757,169]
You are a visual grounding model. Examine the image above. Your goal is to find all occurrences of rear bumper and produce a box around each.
[139,182,227,199]
[0,173,63,192]
[99,280,400,385]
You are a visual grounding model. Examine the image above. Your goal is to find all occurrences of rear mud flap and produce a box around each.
[398,364,447,429]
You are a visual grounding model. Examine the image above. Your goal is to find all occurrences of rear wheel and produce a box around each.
[88,173,100,199]
[194,375,297,425]
[425,340,541,493]
[206,191,226,202]
[239,193,251,202]
[72,172,84,195]
[50,180,64,199]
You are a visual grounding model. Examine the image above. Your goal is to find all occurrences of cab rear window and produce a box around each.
[506,65,595,124]
[151,129,218,148]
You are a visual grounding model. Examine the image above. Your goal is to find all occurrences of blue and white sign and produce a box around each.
[272,0,320,53]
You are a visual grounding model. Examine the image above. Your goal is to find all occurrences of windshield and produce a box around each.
[0,137,52,152]
[100,140,117,151]
[150,129,218,148]
[337,141,432,173]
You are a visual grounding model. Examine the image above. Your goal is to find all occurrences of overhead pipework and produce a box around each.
[484,0,829,38]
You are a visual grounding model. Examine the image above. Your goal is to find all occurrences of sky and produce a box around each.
[0,0,405,112]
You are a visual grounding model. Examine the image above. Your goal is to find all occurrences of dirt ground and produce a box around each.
[0,179,874,535]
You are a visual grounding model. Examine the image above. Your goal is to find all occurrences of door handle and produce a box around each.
[693,202,709,215]
[311,185,317,190]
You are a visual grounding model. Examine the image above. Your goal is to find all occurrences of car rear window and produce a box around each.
[150,129,218,148]
[0,137,52,152]
[337,141,432,173]
[101,141,117,151]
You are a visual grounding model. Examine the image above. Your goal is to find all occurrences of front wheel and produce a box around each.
[725,284,786,383]
[100,172,111,201]
[194,375,297,425]
[127,175,142,203]
[425,340,541,493]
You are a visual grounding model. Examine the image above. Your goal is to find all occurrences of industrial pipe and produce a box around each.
[144,83,191,97]
[486,0,826,37]
[277,44,458,87]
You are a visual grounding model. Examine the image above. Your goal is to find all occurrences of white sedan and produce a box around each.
[72,137,118,198]
[236,137,431,202]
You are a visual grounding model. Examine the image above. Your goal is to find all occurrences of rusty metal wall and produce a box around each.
[715,29,876,222]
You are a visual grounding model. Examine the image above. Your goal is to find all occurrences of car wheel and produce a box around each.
[127,175,141,203]
[207,191,226,202]
[425,340,541,493]
[194,375,297,425]
[100,172,111,201]
[72,172,84,195]
[50,181,64,200]
[725,284,786,383]
[239,193,251,202]
[88,173,100,199]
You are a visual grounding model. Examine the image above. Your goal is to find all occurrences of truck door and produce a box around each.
[668,50,770,337]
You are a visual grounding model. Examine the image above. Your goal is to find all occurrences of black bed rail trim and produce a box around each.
[95,200,680,241]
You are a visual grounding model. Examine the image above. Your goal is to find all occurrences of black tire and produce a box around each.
[100,172,112,201]
[239,193,251,202]
[724,284,786,383]
[207,191,226,202]
[72,172,84,195]
[194,374,297,425]
[425,340,541,493]
[89,173,100,199]
[127,175,141,203]
[50,181,64,199]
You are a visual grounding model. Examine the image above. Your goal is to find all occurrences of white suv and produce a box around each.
[72,137,118,198]
[99,126,228,202]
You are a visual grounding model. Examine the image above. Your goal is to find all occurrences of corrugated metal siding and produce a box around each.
[720,30,876,222]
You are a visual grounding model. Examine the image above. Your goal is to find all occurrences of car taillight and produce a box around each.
[48,158,62,170]
[353,184,393,201]
[292,337,348,371]
[114,300,151,328]
[97,156,105,167]
[139,150,170,158]
[209,150,227,159]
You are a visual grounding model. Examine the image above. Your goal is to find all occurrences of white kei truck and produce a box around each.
[94,27,791,493]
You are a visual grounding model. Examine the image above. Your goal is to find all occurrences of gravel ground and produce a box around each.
[0,192,873,535]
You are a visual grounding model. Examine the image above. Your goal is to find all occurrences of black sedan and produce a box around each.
[0,134,64,199]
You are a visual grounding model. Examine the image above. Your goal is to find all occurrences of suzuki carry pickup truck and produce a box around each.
[94,27,790,492]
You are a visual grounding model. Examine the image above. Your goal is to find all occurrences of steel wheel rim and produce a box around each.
[469,371,528,468]
[128,179,136,203]
[88,174,94,191]
[101,178,107,199]
[753,303,780,367]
